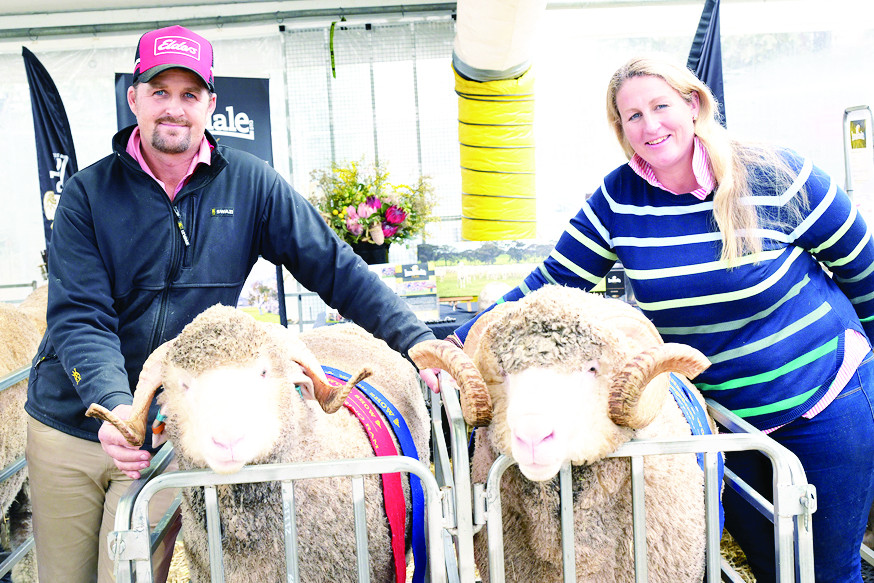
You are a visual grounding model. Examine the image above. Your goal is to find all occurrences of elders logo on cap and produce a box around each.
[154,36,201,59]
[133,25,214,91]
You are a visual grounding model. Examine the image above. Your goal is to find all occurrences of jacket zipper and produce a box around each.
[148,198,187,354]
[172,205,191,247]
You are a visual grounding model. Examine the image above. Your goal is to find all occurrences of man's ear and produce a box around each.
[207,92,217,117]
[127,85,138,116]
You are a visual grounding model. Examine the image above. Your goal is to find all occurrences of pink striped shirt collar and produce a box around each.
[126,127,212,201]
[628,136,716,200]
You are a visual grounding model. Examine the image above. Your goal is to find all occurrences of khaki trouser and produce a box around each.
[26,415,180,583]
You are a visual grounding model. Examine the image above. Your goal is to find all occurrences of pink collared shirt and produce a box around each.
[126,127,212,201]
[628,136,716,200]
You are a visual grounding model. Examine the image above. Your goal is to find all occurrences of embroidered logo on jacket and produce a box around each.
[211,208,234,217]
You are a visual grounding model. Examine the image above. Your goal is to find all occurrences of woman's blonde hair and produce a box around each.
[605,55,805,264]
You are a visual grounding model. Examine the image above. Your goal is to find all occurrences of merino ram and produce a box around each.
[412,285,716,583]
[86,305,479,582]
[0,287,46,583]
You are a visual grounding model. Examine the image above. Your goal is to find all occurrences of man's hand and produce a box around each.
[419,368,459,394]
[97,404,152,479]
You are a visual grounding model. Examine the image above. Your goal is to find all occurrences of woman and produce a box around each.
[452,55,874,582]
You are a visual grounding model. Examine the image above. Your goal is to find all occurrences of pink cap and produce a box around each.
[133,25,214,91]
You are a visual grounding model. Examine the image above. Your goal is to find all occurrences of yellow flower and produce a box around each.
[332,209,339,215]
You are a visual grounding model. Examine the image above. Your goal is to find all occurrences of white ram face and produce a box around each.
[502,364,630,481]
[166,355,285,474]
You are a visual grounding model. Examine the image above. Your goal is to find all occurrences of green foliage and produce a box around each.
[308,159,437,245]
[239,306,280,323]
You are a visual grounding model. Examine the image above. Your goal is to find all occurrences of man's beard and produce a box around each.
[151,118,192,154]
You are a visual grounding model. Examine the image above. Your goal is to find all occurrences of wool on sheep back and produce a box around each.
[0,292,45,583]
[467,286,712,583]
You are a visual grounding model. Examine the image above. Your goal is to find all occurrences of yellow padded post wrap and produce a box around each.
[456,67,537,240]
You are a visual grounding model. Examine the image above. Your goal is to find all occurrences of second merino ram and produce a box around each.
[413,285,716,583]
[87,305,479,582]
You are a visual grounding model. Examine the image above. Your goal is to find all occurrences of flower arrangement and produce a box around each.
[309,159,436,246]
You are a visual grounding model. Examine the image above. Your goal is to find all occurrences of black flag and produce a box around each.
[22,46,79,257]
[687,0,726,126]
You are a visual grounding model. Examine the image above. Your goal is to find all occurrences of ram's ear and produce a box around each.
[605,312,662,352]
[289,366,316,400]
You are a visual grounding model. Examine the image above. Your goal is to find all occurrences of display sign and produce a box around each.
[394,263,439,321]
[843,105,874,223]
[326,262,439,323]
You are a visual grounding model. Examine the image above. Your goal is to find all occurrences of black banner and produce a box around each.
[22,46,79,253]
[115,73,274,166]
[687,0,726,126]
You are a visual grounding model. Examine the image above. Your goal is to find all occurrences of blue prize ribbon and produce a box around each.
[668,373,725,534]
[323,366,427,583]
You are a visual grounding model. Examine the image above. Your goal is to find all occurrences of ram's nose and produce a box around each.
[212,434,245,457]
[511,417,557,465]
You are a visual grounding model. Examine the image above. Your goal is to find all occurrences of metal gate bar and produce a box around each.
[0,365,34,581]
[473,412,816,583]
[112,456,448,583]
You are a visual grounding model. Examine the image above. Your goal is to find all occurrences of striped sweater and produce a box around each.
[456,150,874,430]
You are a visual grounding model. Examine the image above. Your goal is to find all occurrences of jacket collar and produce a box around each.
[112,125,228,187]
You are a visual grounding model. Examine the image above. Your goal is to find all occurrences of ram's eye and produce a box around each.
[584,361,599,375]
[261,369,268,378]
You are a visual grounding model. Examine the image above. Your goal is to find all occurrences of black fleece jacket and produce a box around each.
[26,126,435,449]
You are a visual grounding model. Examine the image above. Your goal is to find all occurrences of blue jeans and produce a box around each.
[722,352,874,583]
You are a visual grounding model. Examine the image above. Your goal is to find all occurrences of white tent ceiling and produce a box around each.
[0,0,457,43]
[5,0,216,11]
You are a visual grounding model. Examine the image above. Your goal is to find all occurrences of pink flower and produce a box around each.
[345,218,363,236]
[382,224,399,238]
[385,205,407,225]
[357,203,375,219]
[365,196,382,210]
[345,206,359,220]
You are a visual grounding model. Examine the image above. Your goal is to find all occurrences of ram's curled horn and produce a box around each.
[85,376,162,447]
[409,339,492,426]
[317,366,372,414]
[608,343,711,429]
[85,339,173,446]
[282,331,368,414]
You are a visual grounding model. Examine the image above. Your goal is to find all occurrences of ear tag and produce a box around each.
[152,412,167,435]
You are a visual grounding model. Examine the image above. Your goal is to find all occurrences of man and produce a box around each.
[25,24,437,583]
